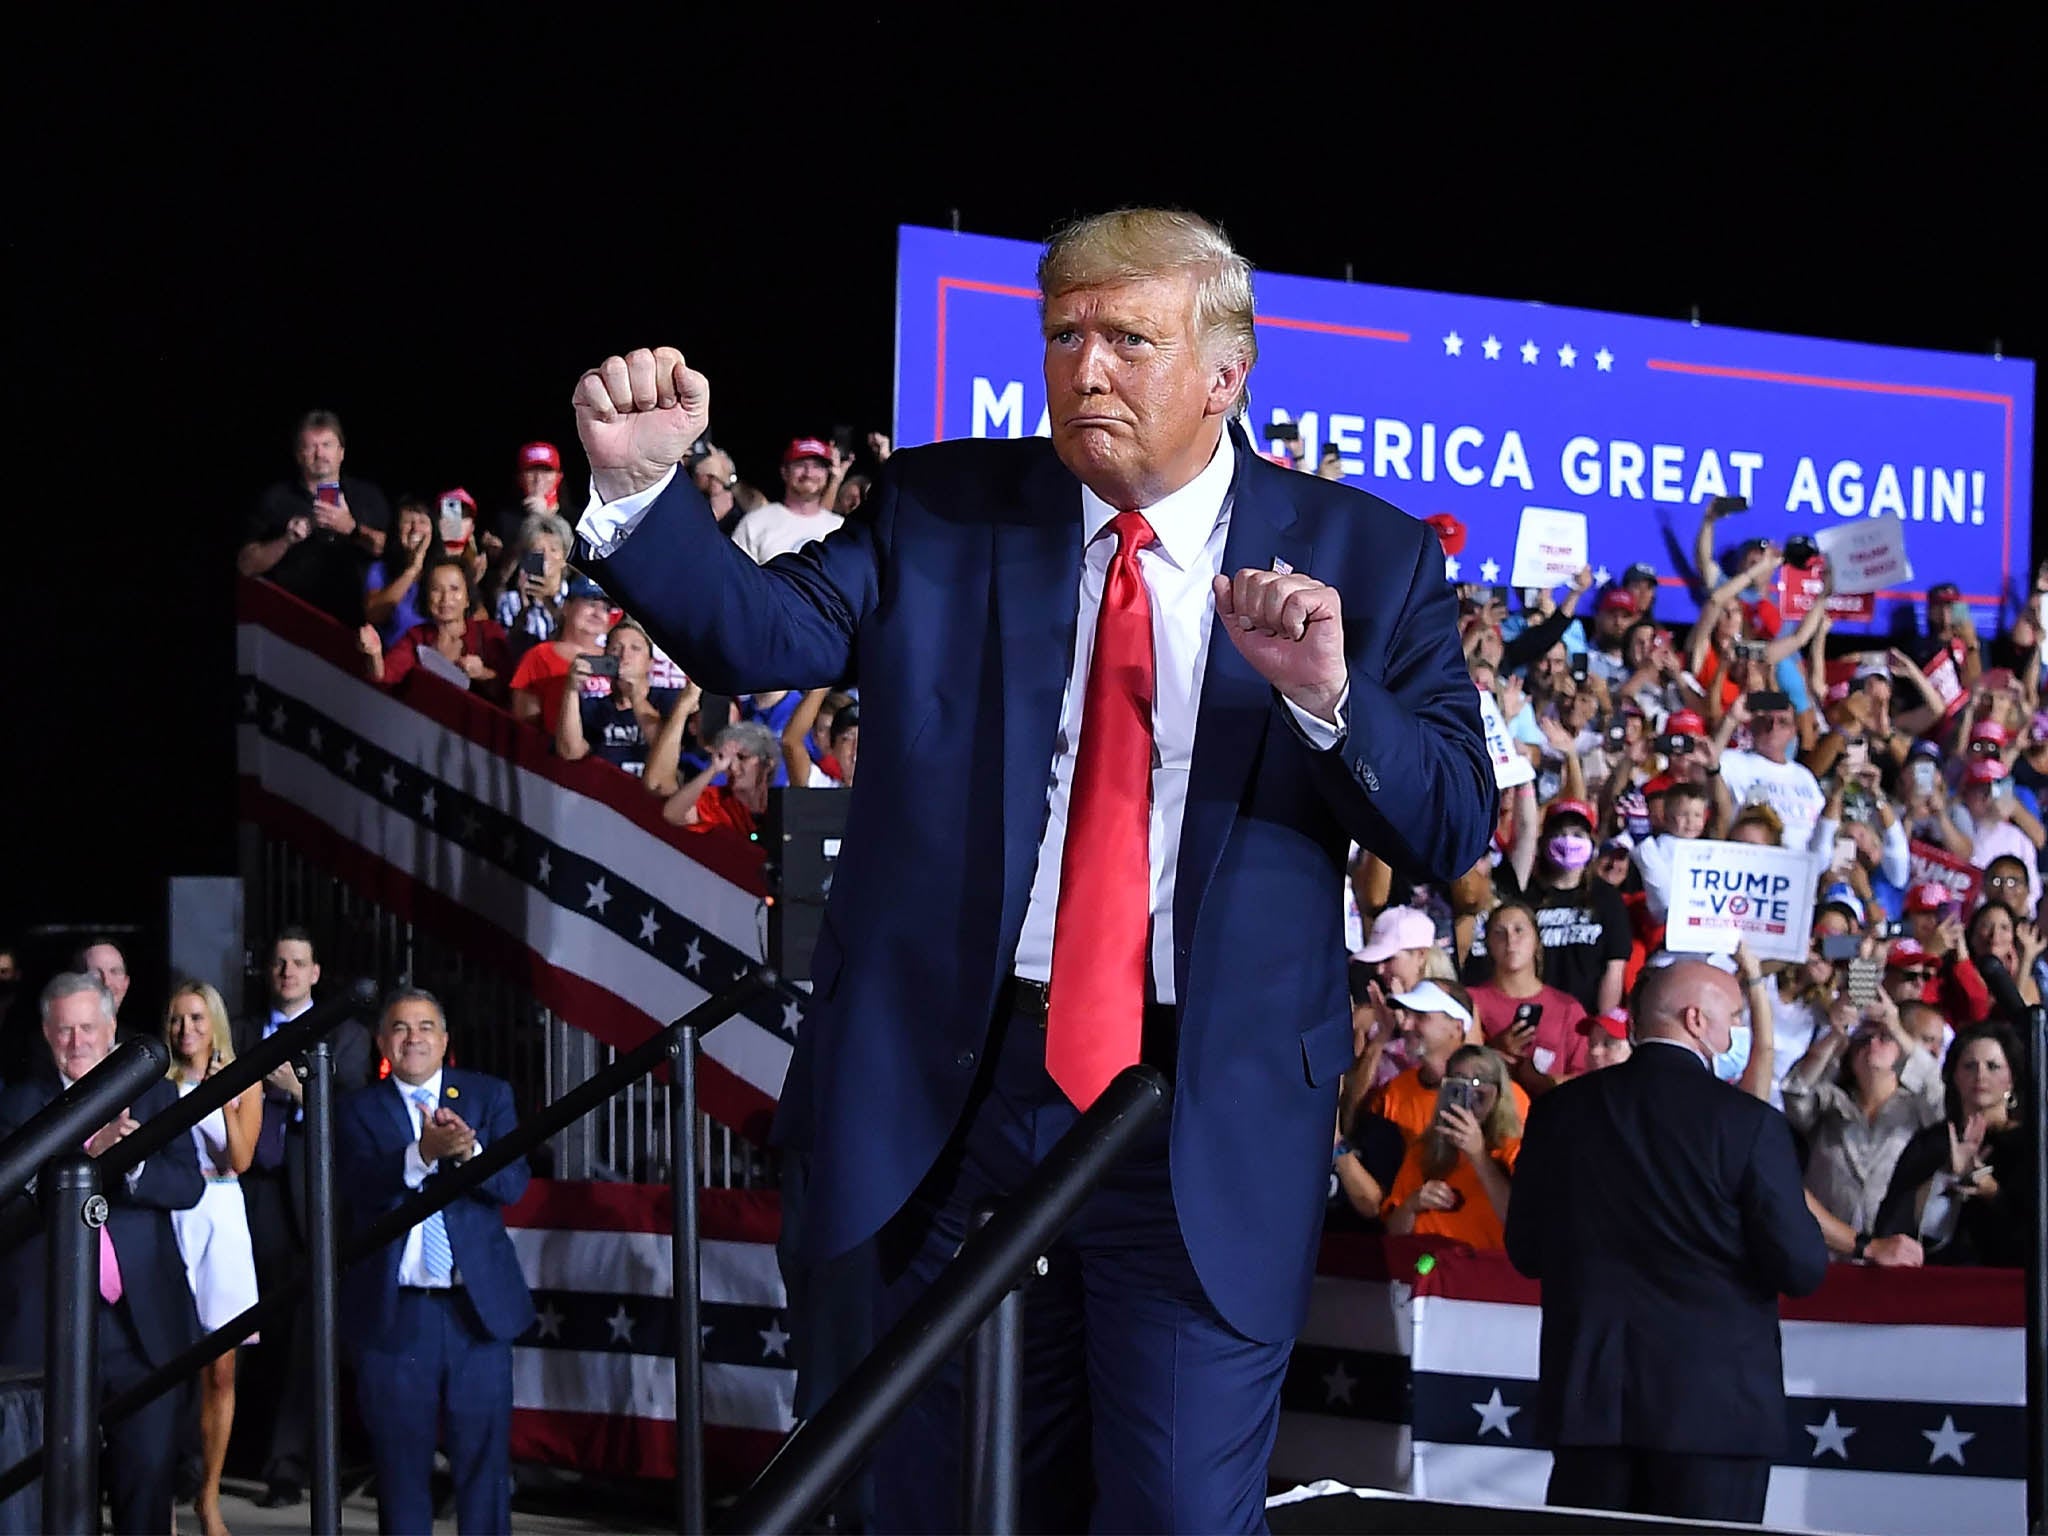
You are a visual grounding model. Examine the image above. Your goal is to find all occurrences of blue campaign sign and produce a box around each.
[894,225,2034,629]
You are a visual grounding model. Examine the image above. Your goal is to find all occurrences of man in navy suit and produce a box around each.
[571,208,1495,1529]
[336,987,532,1536]
[1506,958,1830,1524]
[0,973,204,1536]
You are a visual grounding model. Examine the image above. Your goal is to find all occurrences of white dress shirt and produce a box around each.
[393,1069,478,1288]
[576,432,1346,1005]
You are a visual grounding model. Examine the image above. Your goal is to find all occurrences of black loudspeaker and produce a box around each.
[765,787,850,981]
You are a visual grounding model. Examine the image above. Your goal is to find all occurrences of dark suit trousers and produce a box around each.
[1548,1445,1772,1525]
[101,1300,179,1536]
[241,1162,312,1483]
[870,1003,1292,1534]
[354,1288,512,1536]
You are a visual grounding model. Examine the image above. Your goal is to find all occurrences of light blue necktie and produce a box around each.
[411,1089,455,1283]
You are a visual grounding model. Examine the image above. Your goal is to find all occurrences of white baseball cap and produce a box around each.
[1387,980,1475,1029]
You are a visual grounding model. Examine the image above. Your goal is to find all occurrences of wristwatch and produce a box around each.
[1852,1230,1871,1260]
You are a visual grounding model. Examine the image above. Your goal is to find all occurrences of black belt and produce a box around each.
[1002,975,1177,1034]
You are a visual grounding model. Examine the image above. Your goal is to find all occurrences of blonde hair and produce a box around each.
[1038,208,1257,413]
[1421,946,1460,984]
[1423,1044,1523,1179]
[1731,802,1785,843]
[164,979,234,1083]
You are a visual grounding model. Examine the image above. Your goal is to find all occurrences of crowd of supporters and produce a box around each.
[240,411,870,851]
[1329,487,2039,1274]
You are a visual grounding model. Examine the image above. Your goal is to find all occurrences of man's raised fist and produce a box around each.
[573,347,711,504]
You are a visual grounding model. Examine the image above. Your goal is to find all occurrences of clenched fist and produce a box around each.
[1212,568,1348,724]
[573,347,711,503]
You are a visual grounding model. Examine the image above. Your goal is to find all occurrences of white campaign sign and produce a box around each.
[1476,688,1534,788]
[1508,506,1588,591]
[1816,518,1914,595]
[1666,840,1816,963]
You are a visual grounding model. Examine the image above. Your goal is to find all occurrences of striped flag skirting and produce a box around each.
[234,577,806,1142]
[506,1179,793,1488]
[1276,1235,2027,1536]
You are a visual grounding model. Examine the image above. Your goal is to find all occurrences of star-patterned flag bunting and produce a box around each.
[1272,1243,2031,1532]
[506,1180,793,1493]
[234,634,810,1140]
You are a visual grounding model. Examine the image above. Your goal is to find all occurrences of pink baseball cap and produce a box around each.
[1357,906,1437,963]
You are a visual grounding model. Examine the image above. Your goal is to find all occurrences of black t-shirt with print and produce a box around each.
[578,696,650,776]
[1468,869,1632,1015]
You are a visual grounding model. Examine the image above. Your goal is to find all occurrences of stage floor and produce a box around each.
[204,1475,669,1535]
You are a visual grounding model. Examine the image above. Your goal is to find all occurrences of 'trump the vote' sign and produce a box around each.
[894,226,2034,631]
[1666,841,1818,964]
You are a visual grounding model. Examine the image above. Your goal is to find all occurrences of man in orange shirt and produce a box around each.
[1368,981,1529,1151]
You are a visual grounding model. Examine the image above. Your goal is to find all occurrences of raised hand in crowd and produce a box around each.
[1438,1101,1489,1163]
[1497,672,1527,721]
[357,623,385,683]
[866,431,892,462]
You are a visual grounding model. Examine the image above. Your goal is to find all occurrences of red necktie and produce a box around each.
[1046,510,1157,1110]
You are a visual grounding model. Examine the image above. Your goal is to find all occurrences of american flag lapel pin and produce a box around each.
[1271,557,1294,576]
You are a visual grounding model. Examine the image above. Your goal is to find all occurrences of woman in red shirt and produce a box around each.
[508,576,613,732]
[1467,899,1589,1094]
[357,559,512,705]
[664,720,777,838]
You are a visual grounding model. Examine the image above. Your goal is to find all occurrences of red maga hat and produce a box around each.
[1580,1008,1630,1040]
[1422,512,1467,557]
[1905,883,1959,915]
[517,441,561,471]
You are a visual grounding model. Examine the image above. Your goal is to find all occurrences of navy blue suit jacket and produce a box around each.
[0,1067,204,1368]
[336,1070,535,1344]
[1505,1041,1830,1457]
[587,426,1495,1341]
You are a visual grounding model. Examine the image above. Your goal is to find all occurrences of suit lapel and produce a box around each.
[1172,427,1312,999]
[995,451,1085,950]
[383,1077,419,1145]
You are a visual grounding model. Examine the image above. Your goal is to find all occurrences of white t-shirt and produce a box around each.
[731,502,846,565]
[1718,749,1827,850]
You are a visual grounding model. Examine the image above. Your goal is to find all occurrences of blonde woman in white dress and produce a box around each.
[165,981,263,1536]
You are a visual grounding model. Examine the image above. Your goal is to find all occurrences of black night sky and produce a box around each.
[6,14,2039,946]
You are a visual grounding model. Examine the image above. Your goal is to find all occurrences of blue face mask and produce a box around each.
[1712,1022,1752,1083]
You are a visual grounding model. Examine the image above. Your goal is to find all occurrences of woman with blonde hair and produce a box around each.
[164,980,263,1536]
[1383,1043,1522,1247]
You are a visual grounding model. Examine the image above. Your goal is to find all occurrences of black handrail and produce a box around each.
[0,1037,169,1201]
[719,1064,1172,1536]
[0,971,771,1505]
[102,976,380,1182]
